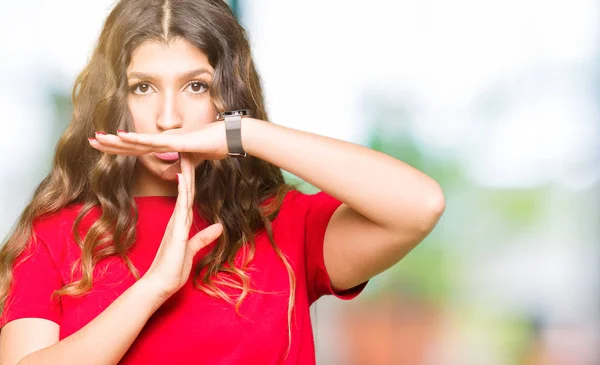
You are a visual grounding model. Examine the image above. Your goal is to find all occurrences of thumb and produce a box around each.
[189,223,224,253]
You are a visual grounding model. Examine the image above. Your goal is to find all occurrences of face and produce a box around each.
[126,37,218,196]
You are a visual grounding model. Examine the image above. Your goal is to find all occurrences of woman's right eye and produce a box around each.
[131,83,154,95]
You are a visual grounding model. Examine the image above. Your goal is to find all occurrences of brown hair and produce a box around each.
[0,0,299,357]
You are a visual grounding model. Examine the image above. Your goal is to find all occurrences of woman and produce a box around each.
[0,0,445,364]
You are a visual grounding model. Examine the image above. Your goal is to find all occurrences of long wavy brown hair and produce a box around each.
[0,0,300,357]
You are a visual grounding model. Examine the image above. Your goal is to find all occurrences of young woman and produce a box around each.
[0,0,445,364]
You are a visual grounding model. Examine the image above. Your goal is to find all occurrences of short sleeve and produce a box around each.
[0,233,63,329]
[303,191,369,305]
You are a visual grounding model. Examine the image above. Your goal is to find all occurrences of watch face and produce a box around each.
[218,109,252,119]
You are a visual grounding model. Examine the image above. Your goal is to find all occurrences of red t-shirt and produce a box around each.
[0,189,367,364]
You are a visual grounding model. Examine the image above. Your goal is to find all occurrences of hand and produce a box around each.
[142,153,224,299]
[89,121,230,160]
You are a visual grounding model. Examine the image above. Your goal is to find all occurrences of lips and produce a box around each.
[153,152,179,162]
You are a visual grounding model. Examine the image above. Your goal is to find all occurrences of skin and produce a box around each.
[125,37,221,197]
[0,31,447,365]
[90,37,446,292]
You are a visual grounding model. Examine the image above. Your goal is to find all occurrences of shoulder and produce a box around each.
[31,204,82,238]
[267,188,342,223]
[29,203,99,255]
[267,189,310,216]
[286,189,342,214]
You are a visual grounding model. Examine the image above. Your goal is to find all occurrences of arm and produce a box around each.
[7,154,217,365]
[11,279,166,365]
[242,118,446,291]
[90,118,445,292]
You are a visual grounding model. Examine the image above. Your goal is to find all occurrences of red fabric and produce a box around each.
[0,190,367,364]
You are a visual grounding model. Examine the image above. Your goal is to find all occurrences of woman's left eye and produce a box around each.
[185,81,208,94]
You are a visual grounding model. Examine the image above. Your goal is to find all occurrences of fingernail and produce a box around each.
[117,130,128,134]
[88,137,97,142]
[95,131,106,135]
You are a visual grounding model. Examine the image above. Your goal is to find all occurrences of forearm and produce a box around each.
[17,279,167,365]
[242,118,445,233]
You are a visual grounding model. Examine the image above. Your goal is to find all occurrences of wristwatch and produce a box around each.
[217,109,252,158]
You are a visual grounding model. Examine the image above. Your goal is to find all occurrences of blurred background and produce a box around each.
[1,0,598,364]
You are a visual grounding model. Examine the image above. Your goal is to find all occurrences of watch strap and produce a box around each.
[224,115,247,158]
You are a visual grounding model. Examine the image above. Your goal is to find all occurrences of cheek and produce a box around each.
[128,99,155,132]
[182,98,219,126]
[137,155,157,170]
[204,101,219,120]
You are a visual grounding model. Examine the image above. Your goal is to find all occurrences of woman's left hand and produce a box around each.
[89,120,231,160]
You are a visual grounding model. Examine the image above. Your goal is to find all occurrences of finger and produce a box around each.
[163,174,182,231]
[116,131,179,150]
[185,153,195,203]
[180,153,193,211]
[173,173,191,239]
[189,154,196,198]
[88,141,149,156]
[93,133,179,153]
[89,135,152,154]
[188,223,223,254]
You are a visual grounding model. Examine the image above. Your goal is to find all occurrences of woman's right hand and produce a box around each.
[142,152,224,300]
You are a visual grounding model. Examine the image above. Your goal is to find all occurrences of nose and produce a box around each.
[156,90,183,131]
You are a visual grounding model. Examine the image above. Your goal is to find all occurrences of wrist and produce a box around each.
[134,278,171,311]
[240,117,263,158]
[220,109,252,158]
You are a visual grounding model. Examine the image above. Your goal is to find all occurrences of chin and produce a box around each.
[159,162,182,179]
[136,157,179,180]
[161,170,180,181]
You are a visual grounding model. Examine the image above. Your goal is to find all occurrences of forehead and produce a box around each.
[127,37,213,75]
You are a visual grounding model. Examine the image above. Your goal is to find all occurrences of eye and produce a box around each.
[185,81,208,94]
[130,82,155,95]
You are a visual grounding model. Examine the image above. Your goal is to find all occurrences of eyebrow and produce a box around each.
[127,67,213,82]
